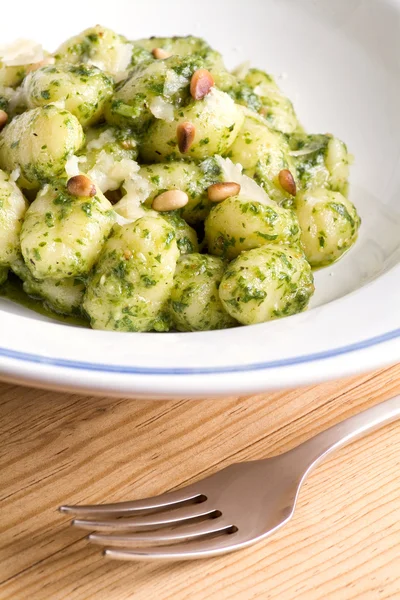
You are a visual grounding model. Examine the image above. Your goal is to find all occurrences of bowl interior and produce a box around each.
[1,0,400,324]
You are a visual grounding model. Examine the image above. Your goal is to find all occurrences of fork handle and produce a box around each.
[291,394,400,471]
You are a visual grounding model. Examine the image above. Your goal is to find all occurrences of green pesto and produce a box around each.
[243,68,302,134]
[21,183,115,280]
[219,244,314,325]
[0,29,356,333]
[105,55,205,132]
[169,253,236,332]
[289,133,350,196]
[25,63,114,127]
[83,217,179,332]
[0,105,84,189]
[0,273,88,326]
[295,187,360,267]
[205,196,300,259]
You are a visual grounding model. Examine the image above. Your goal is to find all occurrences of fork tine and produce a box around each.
[88,519,233,546]
[59,485,202,517]
[71,502,216,531]
[103,530,245,561]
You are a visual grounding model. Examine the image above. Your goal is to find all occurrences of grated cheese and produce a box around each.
[86,129,117,151]
[87,152,140,193]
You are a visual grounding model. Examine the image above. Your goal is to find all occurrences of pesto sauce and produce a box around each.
[0,275,89,327]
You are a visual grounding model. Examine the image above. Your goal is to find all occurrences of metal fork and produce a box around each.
[60,394,400,561]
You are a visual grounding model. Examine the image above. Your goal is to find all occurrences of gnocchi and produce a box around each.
[0,28,359,332]
[295,187,360,267]
[219,245,314,325]
[205,195,300,259]
[12,256,85,316]
[170,254,236,331]
[0,169,28,265]
[83,216,179,332]
[20,182,115,280]
[24,63,113,127]
[0,105,84,189]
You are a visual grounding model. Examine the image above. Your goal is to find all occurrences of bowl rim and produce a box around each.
[0,327,399,375]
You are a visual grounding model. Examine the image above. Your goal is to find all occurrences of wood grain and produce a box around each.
[1,366,400,600]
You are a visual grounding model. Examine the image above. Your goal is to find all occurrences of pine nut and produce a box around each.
[208,182,241,203]
[152,48,172,60]
[67,175,97,198]
[0,110,8,129]
[123,249,132,260]
[152,190,189,212]
[190,69,214,100]
[177,121,196,153]
[278,169,297,196]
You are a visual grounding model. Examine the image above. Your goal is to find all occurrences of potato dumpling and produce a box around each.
[205,196,300,260]
[219,244,314,325]
[229,114,296,204]
[161,214,199,255]
[170,253,236,331]
[24,64,113,126]
[0,105,84,189]
[140,88,244,162]
[244,69,301,134]
[54,25,133,81]
[12,256,85,316]
[134,36,260,114]
[324,137,351,195]
[137,159,220,224]
[0,64,28,88]
[295,187,360,267]
[0,169,28,265]
[290,134,351,196]
[134,35,215,60]
[20,183,115,280]
[83,217,179,332]
[105,54,205,132]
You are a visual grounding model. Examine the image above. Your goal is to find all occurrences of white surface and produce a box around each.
[1,0,400,397]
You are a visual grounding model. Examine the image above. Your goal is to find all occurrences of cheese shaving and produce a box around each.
[149,96,174,122]
[0,39,44,67]
[65,155,86,178]
[214,156,274,206]
[89,42,133,81]
[232,60,251,80]
[10,167,21,182]
[203,88,238,128]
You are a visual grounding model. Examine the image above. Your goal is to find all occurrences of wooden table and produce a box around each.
[1,366,400,600]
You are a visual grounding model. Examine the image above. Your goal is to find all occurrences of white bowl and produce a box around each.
[1,0,400,398]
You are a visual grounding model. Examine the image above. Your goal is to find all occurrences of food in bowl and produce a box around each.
[0,26,361,332]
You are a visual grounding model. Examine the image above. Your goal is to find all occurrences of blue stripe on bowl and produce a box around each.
[0,327,399,375]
